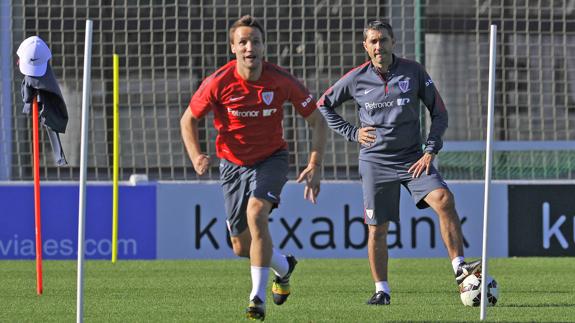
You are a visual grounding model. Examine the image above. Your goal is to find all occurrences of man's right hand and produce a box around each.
[358,126,376,146]
[296,163,321,204]
[193,154,210,175]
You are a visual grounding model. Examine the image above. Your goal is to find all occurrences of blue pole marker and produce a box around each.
[0,0,12,180]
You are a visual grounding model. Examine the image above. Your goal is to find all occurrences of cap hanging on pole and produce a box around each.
[16,36,52,77]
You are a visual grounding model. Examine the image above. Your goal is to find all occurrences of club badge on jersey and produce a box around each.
[262,91,274,105]
[399,80,410,93]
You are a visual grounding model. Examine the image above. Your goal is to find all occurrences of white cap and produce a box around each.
[16,36,52,77]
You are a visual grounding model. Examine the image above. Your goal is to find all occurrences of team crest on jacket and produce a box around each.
[399,80,410,93]
[262,91,274,105]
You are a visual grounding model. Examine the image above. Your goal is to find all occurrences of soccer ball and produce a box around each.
[459,273,499,307]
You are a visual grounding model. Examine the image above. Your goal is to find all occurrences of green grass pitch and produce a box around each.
[1,258,574,322]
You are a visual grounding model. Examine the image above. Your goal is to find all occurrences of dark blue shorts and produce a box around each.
[219,149,289,236]
[359,159,448,225]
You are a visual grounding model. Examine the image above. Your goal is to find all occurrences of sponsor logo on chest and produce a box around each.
[227,109,260,117]
[227,107,278,118]
[226,90,278,117]
[364,98,410,110]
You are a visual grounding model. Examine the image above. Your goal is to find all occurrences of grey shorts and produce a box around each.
[359,159,448,225]
[220,149,289,236]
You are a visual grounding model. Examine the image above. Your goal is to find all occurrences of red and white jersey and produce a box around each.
[189,60,316,166]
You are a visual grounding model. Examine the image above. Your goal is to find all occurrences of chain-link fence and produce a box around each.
[1,0,574,181]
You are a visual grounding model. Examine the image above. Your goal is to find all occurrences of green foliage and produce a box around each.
[1,258,574,322]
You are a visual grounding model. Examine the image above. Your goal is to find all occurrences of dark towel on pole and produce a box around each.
[21,64,69,166]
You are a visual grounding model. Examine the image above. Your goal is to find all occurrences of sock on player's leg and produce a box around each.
[375,281,390,294]
[270,249,289,278]
[451,256,465,274]
[250,266,270,301]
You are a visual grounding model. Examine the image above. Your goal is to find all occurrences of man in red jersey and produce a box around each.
[180,15,327,321]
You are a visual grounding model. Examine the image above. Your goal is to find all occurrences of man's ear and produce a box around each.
[230,42,236,54]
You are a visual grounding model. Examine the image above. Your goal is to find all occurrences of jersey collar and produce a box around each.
[370,54,398,80]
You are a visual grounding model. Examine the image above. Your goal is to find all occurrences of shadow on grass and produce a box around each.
[498,303,575,308]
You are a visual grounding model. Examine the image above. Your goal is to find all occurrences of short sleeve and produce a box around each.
[287,76,316,118]
[189,76,217,119]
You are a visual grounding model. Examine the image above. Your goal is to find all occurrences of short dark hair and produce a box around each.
[363,20,394,40]
[229,15,265,44]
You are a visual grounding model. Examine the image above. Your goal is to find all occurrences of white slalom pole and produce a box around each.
[77,19,93,323]
[480,24,497,321]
